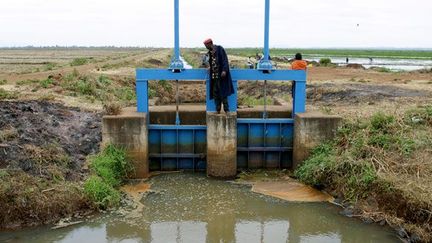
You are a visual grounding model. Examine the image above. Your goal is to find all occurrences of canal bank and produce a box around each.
[0,173,400,243]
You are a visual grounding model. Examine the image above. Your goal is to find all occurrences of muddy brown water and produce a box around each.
[0,173,400,242]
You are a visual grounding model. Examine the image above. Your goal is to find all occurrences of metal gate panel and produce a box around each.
[237,118,294,169]
[148,125,207,171]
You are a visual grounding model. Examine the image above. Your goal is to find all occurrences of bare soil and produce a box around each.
[0,101,102,180]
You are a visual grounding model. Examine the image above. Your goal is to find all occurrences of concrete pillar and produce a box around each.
[293,112,342,170]
[206,112,237,179]
[102,108,149,178]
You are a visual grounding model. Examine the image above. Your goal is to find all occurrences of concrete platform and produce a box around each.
[102,110,149,178]
[293,112,342,169]
[206,112,237,178]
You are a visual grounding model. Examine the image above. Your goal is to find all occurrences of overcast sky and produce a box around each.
[0,0,431,48]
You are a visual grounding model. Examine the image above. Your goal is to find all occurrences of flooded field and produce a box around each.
[309,56,432,71]
[0,173,400,243]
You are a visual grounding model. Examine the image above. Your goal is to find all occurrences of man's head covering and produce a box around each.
[203,38,213,44]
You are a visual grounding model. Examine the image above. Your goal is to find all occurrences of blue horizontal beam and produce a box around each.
[148,125,206,130]
[136,69,306,81]
[237,118,294,124]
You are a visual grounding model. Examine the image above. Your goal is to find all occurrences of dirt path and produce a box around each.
[0,49,169,83]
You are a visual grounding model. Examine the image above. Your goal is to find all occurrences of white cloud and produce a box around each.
[0,0,431,48]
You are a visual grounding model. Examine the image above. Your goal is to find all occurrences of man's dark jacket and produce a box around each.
[209,45,234,99]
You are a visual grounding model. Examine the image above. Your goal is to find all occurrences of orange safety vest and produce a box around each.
[291,60,307,70]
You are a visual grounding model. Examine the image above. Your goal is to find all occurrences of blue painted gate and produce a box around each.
[136,69,306,171]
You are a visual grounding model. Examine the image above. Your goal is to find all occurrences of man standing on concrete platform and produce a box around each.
[204,38,234,114]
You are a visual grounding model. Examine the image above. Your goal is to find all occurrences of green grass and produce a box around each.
[239,95,274,106]
[84,144,132,209]
[0,88,19,100]
[44,62,57,71]
[39,78,54,88]
[158,80,172,92]
[295,107,432,202]
[70,58,89,66]
[100,60,133,70]
[84,175,120,209]
[0,79,7,85]
[16,79,39,86]
[182,50,203,68]
[319,58,332,66]
[90,144,131,187]
[16,71,136,105]
[61,74,136,105]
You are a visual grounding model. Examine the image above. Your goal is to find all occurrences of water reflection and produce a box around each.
[0,173,399,243]
[309,57,432,71]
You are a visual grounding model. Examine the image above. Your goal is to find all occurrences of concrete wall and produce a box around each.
[293,112,342,170]
[206,112,237,179]
[102,110,149,178]
[148,105,291,125]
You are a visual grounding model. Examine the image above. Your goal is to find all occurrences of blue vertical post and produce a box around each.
[292,80,306,118]
[174,0,179,62]
[136,80,149,113]
[263,0,270,62]
[257,0,273,71]
[228,80,238,112]
[169,0,184,71]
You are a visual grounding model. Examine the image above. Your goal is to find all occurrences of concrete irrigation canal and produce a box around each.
[2,0,431,241]
[0,173,400,242]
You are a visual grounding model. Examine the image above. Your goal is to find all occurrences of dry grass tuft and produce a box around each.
[295,105,432,241]
[103,101,122,115]
[0,126,18,143]
[0,170,91,229]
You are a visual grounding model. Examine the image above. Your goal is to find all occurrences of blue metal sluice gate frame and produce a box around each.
[136,69,306,171]
[135,0,306,171]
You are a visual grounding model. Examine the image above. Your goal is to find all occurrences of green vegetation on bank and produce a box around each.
[16,70,136,105]
[319,58,332,66]
[0,142,90,229]
[182,50,203,68]
[238,95,274,106]
[0,88,19,100]
[84,144,132,209]
[70,58,90,66]
[294,106,432,240]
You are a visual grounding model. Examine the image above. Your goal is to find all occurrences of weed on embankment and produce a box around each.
[70,57,90,66]
[295,106,432,241]
[84,144,133,209]
[0,88,19,100]
[0,170,90,229]
[16,70,137,107]
[0,142,90,229]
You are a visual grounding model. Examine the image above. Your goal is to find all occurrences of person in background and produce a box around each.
[203,38,234,114]
[291,53,307,70]
[290,53,307,98]
[247,56,254,69]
